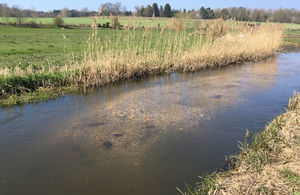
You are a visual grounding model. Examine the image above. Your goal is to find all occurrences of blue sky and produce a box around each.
[4,0,300,12]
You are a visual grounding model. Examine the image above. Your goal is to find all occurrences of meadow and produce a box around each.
[0,16,194,28]
[0,17,284,105]
[1,16,300,29]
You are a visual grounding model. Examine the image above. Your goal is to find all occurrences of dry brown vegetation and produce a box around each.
[183,92,300,195]
[0,17,284,104]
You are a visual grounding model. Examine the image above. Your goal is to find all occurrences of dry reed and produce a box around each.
[0,19,284,95]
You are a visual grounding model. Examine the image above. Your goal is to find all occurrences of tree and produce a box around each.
[199,6,208,19]
[251,8,260,21]
[134,5,140,15]
[101,3,114,16]
[80,7,89,17]
[11,5,25,25]
[152,3,159,17]
[31,6,38,22]
[159,5,164,17]
[121,5,127,14]
[1,3,10,25]
[145,5,153,17]
[220,8,229,19]
[206,7,214,19]
[164,4,171,17]
[113,2,122,15]
[60,7,70,18]
[124,11,132,16]
[53,16,64,26]
[140,5,145,17]
[70,9,80,17]
[214,8,221,19]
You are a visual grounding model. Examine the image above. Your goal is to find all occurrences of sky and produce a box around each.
[4,0,300,12]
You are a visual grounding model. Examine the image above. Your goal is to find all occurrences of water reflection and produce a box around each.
[60,56,278,167]
[3,50,299,195]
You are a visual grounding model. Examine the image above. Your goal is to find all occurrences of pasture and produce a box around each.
[1,16,300,29]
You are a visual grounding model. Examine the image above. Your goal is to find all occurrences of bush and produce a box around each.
[53,16,64,27]
[29,21,38,27]
[111,16,120,28]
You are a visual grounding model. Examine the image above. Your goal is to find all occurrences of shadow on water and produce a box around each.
[1,46,300,195]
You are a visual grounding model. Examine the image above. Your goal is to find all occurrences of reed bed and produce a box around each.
[0,17,283,101]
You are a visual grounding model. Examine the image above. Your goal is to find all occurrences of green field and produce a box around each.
[0,17,189,28]
[0,26,91,70]
[1,17,300,29]
[0,25,200,71]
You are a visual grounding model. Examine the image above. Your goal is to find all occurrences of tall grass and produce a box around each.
[0,17,283,97]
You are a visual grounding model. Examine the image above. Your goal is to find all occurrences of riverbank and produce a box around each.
[0,20,283,106]
[283,28,300,46]
[183,92,300,195]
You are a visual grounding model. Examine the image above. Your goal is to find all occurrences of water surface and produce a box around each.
[1,47,300,195]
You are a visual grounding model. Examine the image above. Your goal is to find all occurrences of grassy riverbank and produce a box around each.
[0,19,283,106]
[182,92,300,195]
[284,29,300,46]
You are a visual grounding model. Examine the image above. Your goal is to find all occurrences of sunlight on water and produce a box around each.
[1,48,300,195]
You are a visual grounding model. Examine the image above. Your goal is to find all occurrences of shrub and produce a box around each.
[29,21,38,27]
[53,16,64,27]
[111,16,120,28]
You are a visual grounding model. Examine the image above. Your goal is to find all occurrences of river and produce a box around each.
[1,46,300,195]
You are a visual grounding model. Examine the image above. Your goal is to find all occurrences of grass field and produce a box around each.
[283,28,300,45]
[0,26,95,69]
[0,25,201,71]
[0,16,193,28]
[1,16,300,29]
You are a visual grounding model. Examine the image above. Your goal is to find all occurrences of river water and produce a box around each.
[1,47,300,195]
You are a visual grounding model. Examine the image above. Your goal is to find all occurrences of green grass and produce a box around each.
[283,29,300,45]
[0,25,199,71]
[2,17,300,29]
[0,17,182,27]
[284,23,300,29]
[0,25,90,70]
[0,85,80,106]
[281,168,300,194]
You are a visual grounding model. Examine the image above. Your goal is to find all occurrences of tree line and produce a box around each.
[1,2,300,24]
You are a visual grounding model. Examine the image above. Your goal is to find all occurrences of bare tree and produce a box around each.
[113,2,122,15]
[11,5,25,25]
[31,6,38,22]
[101,3,114,16]
[134,5,140,16]
[80,7,89,17]
[60,7,69,18]
[1,3,10,25]
[121,5,126,12]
